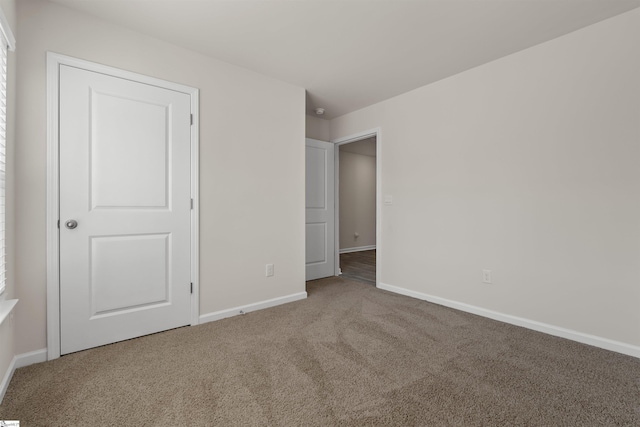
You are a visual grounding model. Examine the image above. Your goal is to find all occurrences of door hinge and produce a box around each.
[190,114,193,125]
[190,282,193,294]
[190,198,194,210]
[57,219,60,229]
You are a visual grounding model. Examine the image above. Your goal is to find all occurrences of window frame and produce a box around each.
[0,6,16,297]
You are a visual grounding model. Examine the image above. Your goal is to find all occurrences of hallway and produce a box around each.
[339,250,375,285]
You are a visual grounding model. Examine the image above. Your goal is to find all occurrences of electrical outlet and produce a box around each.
[482,269,492,284]
[266,263,274,277]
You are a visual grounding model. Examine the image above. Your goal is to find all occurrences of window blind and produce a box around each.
[0,30,6,295]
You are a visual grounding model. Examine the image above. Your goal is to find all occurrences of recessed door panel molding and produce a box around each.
[305,146,327,210]
[305,223,327,265]
[90,90,170,210]
[52,58,197,356]
[90,233,170,317]
[305,138,335,281]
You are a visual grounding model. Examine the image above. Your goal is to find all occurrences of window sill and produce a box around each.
[0,298,17,326]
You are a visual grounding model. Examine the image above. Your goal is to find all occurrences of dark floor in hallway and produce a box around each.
[340,249,375,285]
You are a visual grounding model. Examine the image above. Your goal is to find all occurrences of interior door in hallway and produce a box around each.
[305,138,335,280]
[59,65,192,354]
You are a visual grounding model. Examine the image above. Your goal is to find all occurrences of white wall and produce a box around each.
[0,0,17,398]
[305,115,331,141]
[14,0,305,355]
[331,8,640,347]
[339,149,376,251]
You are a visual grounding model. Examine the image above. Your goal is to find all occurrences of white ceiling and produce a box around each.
[50,0,640,120]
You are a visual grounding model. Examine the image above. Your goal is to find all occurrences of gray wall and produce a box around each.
[305,115,331,141]
[13,0,305,355]
[339,142,376,251]
[331,8,640,347]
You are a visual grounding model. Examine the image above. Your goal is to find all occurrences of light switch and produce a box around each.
[384,195,393,205]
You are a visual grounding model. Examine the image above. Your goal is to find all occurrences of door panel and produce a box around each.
[59,65,192,354]
[91,90,170,209]
[305,223,327,264]
[305,139,335,280]
[90,233,170,316]
[305,147,327,209]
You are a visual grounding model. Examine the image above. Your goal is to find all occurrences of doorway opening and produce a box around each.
[335,133,379,286]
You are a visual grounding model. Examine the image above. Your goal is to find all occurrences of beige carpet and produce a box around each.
[1,277,639,426]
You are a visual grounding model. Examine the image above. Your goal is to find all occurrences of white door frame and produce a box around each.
[46,52,200,360]
[332,128,382,287]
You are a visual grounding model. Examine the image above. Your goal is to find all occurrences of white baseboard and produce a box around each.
[378,282,640,359]
[0,355,16,403]
[199,292,307,324]
[15,348,47,369]
[0,348,47,404]
[339,245,376,254]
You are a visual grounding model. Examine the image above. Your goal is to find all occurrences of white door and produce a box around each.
[305,138,335,280]
[59,65,192,354]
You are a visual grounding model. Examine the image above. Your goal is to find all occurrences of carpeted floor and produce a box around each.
[1,277,639,426]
